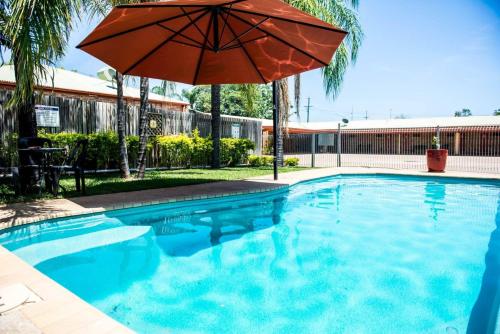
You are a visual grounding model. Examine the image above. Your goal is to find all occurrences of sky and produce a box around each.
[58,0,500,122]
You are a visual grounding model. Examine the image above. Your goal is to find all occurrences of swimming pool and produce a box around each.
[1,175,499,333]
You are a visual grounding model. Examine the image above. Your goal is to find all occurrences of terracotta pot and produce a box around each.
[426,149,448,172]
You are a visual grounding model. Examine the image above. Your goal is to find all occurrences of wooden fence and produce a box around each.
[0,89,262,154]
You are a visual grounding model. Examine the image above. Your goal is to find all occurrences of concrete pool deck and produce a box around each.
[0,167,499,333]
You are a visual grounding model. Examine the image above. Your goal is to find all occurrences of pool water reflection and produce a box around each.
[0,175,499,334]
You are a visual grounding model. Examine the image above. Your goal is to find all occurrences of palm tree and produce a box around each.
[211,84,221,168]
[136,76,149,178]
[116,71,130,178]
[2,0,82,138]
[275,0,363,163]
[151,80,178,98]
[86,0,142,179]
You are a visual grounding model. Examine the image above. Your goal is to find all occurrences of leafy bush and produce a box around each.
[191,129,212,167]
[247,155,274,167]
[156,134,193,168]
[284,157,299,167]
[262,155,274,166]
[248,155,262,167]
[220,138,255,166]
[2,131,256,170]
[0,133,19,167]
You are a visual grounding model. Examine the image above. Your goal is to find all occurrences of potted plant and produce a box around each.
[427,135,448,172]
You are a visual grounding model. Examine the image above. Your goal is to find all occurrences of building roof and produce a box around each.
[262,116,500,133]
[0,65,188,106]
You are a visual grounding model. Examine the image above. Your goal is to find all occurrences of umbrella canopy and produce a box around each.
[78,0,347,84]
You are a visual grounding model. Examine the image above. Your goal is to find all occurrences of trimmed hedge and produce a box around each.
[248,155,274,167]
[284,157,300,167]
[28,130,255,170]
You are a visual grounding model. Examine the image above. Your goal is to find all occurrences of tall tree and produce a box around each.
[183,84,272,119]
[276,0,363,160]
[151,80,178,99]
[116,72,130,178]
[276,79,290,166]
[136,76,149,178]
[211,84,221,168]
[86,0,140,178]
[455,108,472,117]
[2,0,82,137]
[134,0,150,179]
[294,74,301,121]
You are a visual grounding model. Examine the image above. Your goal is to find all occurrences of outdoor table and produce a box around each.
[18,147,67,192]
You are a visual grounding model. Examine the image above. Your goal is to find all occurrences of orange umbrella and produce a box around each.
[77,0,346,85]
[78,0,346,180]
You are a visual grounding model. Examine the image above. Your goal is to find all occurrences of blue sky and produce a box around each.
[59,0,499,122]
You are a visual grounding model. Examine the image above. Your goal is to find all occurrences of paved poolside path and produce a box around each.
[0,167,499,334]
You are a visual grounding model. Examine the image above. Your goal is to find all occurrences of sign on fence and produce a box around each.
[35,105,60,127]
[231,123,241,138]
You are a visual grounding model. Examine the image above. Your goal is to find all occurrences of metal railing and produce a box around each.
[266,126,500,174]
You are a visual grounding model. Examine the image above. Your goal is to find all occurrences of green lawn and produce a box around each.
[0,166,307,204]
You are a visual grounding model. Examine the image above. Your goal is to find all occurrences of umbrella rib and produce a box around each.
[228,8,348,34]
[181,7,214,49]
[77,7,207,49]
[170,39,204,49]
[221,35,268,50]
[224,19,267,83]
[123,10,210,75]
[192,11,214,84]
[219,3,233,42]
[224,10,330,67]
[156,23,204,48]
[219,16,269,50]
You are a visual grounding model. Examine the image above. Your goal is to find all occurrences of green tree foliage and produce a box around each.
[183,84,272,119]
[1,0,82,137]
[494,109,500,116]
[454,109,472,117]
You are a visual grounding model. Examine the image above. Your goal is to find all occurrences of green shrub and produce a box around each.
[262,155,274,166]
[191,129,212,167]
[248,155,262,167]
[0,133,19,167]
[156,134,193,168]
[247,155,274,167]
[284,157,299,167]
[221,138,255,166]
[2,131,256,170]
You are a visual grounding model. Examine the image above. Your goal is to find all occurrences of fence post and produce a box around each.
[337,123,342,167]
[311,133,316,168]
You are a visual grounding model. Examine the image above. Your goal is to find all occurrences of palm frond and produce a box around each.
[4,0,82,105]
[286,0,363,100]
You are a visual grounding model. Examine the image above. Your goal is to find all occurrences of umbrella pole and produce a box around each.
[272,81,279,180]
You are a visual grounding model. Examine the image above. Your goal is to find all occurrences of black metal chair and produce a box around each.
[17,137,53,193]
[49,139,88,195]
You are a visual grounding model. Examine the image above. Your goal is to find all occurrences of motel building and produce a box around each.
[0,65,189,111]
[262,116,500,157]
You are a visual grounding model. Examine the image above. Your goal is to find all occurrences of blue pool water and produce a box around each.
[1,175,499,333]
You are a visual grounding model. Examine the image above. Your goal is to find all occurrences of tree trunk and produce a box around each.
[14,54,38,194]
[136,76,149,179]
[14,56,37,138]
[211,84,221,168]
[294,74,301,121]
[276,78,289,167]
[116,71,130,178]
